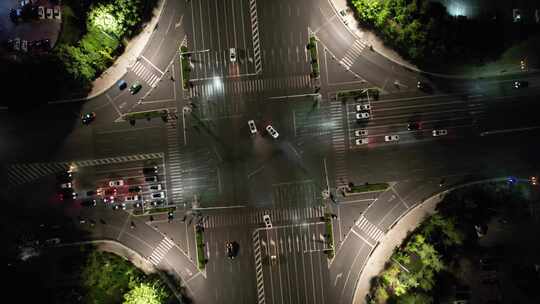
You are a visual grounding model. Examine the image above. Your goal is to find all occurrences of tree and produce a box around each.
[396,292,433,304]
[123,281,168,304]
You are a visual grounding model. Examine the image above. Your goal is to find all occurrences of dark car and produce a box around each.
[143,166,158,175]
[117,79,127,90]
[58,188,77,200]
[513,80,529,89]
[129,82,142,94]
[56,171,72,182]
[416,81,433,93]
[145,176,158,183]
[86,190,97,196]
[128,186,142,193]
[81,112,96,125]
[407,122,421,131]
[81,199,97,207]
[226,241,239,259]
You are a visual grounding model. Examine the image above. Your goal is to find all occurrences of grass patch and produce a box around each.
[348,183,389,193]
[124,110,168,121]
[180,46,191,89]
[307,36,319,78]
[56,5,82,45]
[324,214,335,259]
[195,227,206,270]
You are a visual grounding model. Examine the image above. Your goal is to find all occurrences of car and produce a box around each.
[263,214,272,228]
[167,211,174,222]
[129,82,142,94]
[152,192,165,199]
[229,47,237,63]
[46,8,53,19]
[145,176,158,183]
[530,176,538,186]
[53,6,61,20]
[117,79,127,90]
[109,180,124,187]
[356,112,370,120]
[103,195,115,203]
[407,122,421,131]
[59,182,72,189]
[432,129,448,137]
[149,184,162,191]
[13,38,20,51]
[226,241,239,259]
[128,186,142,193]
[134,202,143,208]
[21,40,27,52]
[86,190,97,197]
[354,129,368,137]
[384,135,400,142]
[248,120,257,134]
[356,104,371,111]
[513,80,528,89]
[44,238,61,245]
[266,125,279,139]
[355,138,368,145]
[149,200,164,207]
[125,195,139,202]
[58,188,77,200]
[38,6,44,19]
[81,199,97,207]
[112,203,126,210]
[20,0,30,7]
[81,112,96,125]
[143,166,158,175]
[56,171,72,182]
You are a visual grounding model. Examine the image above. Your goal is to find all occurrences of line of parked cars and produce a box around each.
[6,38,51,53]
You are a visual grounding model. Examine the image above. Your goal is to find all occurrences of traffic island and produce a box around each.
[323,213,335,259]
[124,110,169,125]
[337,88,379,102]
[307,36,320,79]
[195,225,206,271]
[180,46,191,90]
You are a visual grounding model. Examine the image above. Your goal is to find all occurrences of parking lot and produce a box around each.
[0,0,61,53]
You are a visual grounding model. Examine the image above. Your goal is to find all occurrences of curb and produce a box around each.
[351,177,508,304]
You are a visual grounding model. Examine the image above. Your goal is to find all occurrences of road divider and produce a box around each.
[324,213,335,259]
[337,88,380,101]
[179,46,191,90]
[195,226,206,271]
[307,36,320,79]
[123,109,169,125]
[342,182,389,196]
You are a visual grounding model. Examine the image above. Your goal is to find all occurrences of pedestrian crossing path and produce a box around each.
[329,100,348,186]
[6,153,164,187]
[272,180,318,208]
[252,231,266,304]
[201,206,325,229]
[190,74,310,97]
[339,40,367,70]
[249,0,262,74]
[147,237,175,266]
[166,120,184,204]
[131,60,162,87]
[355,215,385,243]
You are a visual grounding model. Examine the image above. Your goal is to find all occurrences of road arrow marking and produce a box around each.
[175,15,184,29]
[334,272,343,286]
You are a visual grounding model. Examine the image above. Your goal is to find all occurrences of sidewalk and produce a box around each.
[86,0,166,99]
[351,178,506,304]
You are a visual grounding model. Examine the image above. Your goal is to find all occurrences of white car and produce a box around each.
[60,182,72,189]
[355,138,368,145]
[46,8,53,19]
[263,214,272,228]
[248,120,257,134]
[53,6,61,20]
[20,0,29,7]
[384,135,400,142]
[21,40,27,52]
[38,6,45,19]
[13,38,20,51]
[266,125,279,139]
[356,104,371,111]
[109,180,124,187]
[356,112,370,120]
[229,48,237,63]
[432,129,448,137]
[125,195,139,202]
[355,129,368,137]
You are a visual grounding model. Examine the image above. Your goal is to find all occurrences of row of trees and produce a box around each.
[350,0,508,67]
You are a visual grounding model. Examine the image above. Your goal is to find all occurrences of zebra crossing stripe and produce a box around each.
[252,231,266,304]
[131,61,160,87]
[356,216,385,242]
[339,40,366,69]
[148,237,175,266]
[249,0,262,74]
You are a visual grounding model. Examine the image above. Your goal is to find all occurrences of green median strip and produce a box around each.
[324,214,335,259]
[307,36,319,78]
[348,183,389,193]
[195,227,206,270]
[124,110,168,121]
[180,46,191,90]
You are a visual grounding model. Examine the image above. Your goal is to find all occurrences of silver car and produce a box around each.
[384,135,400,142]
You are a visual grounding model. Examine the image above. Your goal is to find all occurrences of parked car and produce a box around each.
[263,214,272,228]
[355,138,368,145]
[37,6,44,19]
[81,112,96,125]
[46,8,53,19]
[248,120,257,134]
[432,129,448,137]
[384,135,400,142]
[58,188,77,200]
[12,38,20,51]
[21,40,27,52]
[81,199,97,207]
[44,238,61,246]
[59,182,72,189]
[129,82,142,94]
[109,179,124,187]
[143,166,158,175]
[145,176,158,183]
[56,171,72,182]
[265,125,279,139]
[354,129,368,137]
[125,195,139,202]
[226,241,239,259]
[149,184,162,191]
[128,186,142,193]
[407,122,421,131]
[356,112,370,120]
[152,192,165,199]
[356,104,371,111]
[229,47,237,63]
[53,6,61,20]
[113,203,126,210]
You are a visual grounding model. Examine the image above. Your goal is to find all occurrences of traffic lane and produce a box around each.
[329,231,373,304]
[92,122,166,158]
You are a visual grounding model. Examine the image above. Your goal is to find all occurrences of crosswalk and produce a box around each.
[329,100,348,186]
[339,40,367,70]
[131,60,162,87]
[147,237,175,266]
[7,153,164,187]
[252,231,266,304]
[166,120,184,204]
[201,206,325,229]
[355,215,385,243]
[249,0,262,74]
[190,74,310,97]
